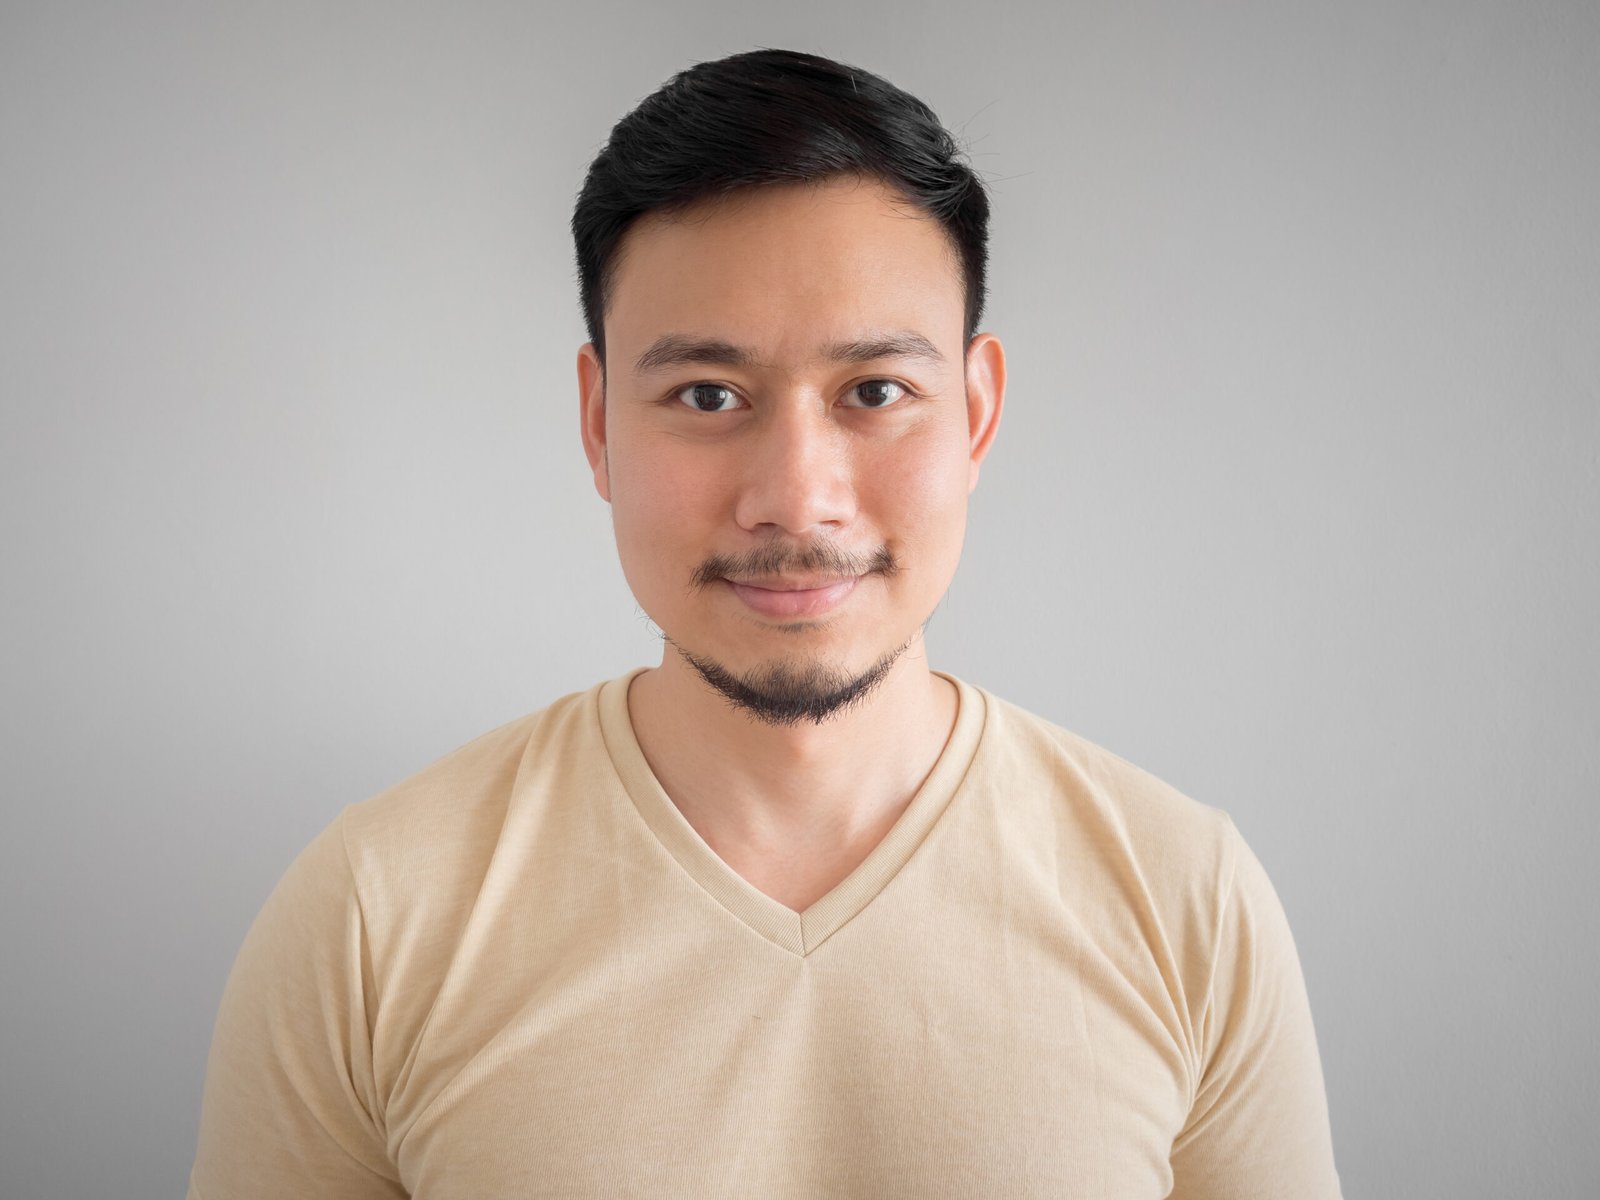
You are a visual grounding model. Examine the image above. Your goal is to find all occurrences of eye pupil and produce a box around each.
[858,381,899,407]
[691,384,732,411]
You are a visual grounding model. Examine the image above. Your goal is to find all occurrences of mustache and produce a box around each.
[690,542,899,590]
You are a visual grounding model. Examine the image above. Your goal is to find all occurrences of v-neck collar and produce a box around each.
[597,668,986,958]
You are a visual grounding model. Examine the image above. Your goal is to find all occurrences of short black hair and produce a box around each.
[572,49,990,366]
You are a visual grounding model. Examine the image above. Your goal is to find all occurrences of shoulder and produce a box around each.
[325,682,608,952]
[958,687,1272,1090]
[339,682,601,871]
[970,687,1241,883]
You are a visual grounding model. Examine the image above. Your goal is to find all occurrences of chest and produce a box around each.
[382,922,1192,1199]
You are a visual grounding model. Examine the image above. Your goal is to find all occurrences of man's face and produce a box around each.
[578,176,1003,721]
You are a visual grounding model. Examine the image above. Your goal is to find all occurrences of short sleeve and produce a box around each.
[189,812,407,1199]
[1167,820,1342,1199]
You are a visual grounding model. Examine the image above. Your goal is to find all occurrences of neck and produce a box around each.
[626,636,958,905]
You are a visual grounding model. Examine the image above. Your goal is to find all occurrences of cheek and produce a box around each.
[870,430,971,560]
[608,448,720,582]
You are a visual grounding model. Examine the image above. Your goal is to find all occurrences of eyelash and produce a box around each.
[670,379,915,412]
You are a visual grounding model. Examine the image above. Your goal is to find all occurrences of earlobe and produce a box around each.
[963,333,1006,493]
[577,343,612,503]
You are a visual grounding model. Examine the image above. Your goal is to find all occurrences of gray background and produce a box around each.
[2,1,1596,1196]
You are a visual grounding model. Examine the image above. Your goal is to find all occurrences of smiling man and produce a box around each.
[191,49,1341,1199]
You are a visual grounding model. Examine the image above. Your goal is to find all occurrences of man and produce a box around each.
[191,49,1341,1199]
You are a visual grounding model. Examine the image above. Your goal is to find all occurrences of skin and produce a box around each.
[577,175,1005,912]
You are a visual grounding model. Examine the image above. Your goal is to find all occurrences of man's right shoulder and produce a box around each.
[333,681,606,908]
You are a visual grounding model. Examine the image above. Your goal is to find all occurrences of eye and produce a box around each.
[673,382,744,412]
[842,379,909,409]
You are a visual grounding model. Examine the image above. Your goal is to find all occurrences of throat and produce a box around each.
[702,812,909,914]
[624,659,961,912]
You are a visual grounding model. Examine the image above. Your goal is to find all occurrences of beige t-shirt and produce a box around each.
[190,672,1341,1199]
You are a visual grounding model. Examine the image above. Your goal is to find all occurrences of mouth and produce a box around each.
[724,575,859,619]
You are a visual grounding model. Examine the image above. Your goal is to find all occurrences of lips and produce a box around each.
[726,575,858,619]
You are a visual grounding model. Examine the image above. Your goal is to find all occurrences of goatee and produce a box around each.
[673,537,908,725]
[670,639,911,727]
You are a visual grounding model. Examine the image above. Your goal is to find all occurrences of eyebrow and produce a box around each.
[634,335,759,374]
[632,330,946,374]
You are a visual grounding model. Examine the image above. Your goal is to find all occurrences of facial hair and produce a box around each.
[671,636,911,727]
[689,541,897,591]
[671,539,905,727]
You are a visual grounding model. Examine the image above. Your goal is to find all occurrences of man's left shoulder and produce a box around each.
[970,686,1241,877]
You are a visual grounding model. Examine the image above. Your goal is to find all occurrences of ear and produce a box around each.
[577,342,611,502]
[963,332,1006,493]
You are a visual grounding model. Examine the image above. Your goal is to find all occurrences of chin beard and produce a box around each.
[669,638,912,727]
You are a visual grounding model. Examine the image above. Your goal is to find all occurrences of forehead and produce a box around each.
[604,177,966,368]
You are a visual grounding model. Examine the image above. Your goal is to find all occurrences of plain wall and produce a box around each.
[2,1,1596,1195]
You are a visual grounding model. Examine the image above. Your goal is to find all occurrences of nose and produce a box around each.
[732,400,856,536]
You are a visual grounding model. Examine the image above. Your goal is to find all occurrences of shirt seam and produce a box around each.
[337,806,390,1143]
[1184,812,1240,1127]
